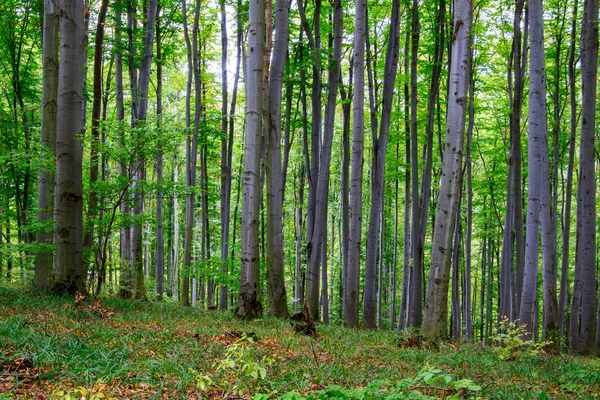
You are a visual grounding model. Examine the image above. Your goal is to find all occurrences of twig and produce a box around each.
[0,373,38,379]
[310,340,320,367]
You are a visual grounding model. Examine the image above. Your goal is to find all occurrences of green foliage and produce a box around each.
[493,317,550,360]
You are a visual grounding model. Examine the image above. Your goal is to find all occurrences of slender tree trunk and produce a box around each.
[463,44,474,339]
[264,0,291,317]
[236,0,265,319]
[155,2,165,301]
[533,0,559,342]
[116,0,132,299]
[306,0,342,320]
[345,0,366,328]
[363,0,400,329]
[339,63,352,321]
[559,0,578,339]
[34,0,59,288]
[398,30,410,331]
[181,0,198,306]
[53,0,86,295]
[407,0,422,329]
[297,0,323,318]
[84,0,110,286]
[571,0,598,355]
[173,154,180,300]
[421,0,472,339]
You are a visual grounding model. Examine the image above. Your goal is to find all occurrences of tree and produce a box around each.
[519,0,547,338]
[306,0,343,321]
[570,0,598,355]
[264,0,291,317]
[345,0,366,328]
[236,0,264,319]
[362,0,400,329]
[421,0,472,339]
[34,0,59,288]
[53,0,86,294]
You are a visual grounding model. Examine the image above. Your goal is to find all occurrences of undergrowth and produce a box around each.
[0,283,599,399]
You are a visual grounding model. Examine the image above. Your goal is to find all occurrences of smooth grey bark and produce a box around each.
[345,0,366,328]
[451,205,462,339]
[294,165,305,311]
[132,0,158,301]
[519,0,547,338]
[306,0,342,321]
[297,0,323,319]
[219,0,229,310]
[35,0,58,288]
[264,0,290,318]
[181,0,198,306]
[173,154,180,300]
[535,0,559,342]
[236,0,265,319]
[500,0,525,322]
[155,3,165,301]
[559,0,577,337]
[85,0,110,293]
[463,46,475,339]
[116,0,132,299]
[53,0,86,295]
[398,30,410,331]
[407,0,422,329]
[421,0,471,339]
[362,0,400,329]
[220,0,242,310]
[570,0,598,355]
[339,63,352,322]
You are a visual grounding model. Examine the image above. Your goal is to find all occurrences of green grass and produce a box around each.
[0,283,599,399]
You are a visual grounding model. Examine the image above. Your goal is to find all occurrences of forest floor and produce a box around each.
[1,284,599,399]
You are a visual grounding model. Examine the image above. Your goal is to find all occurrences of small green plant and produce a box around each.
[398,365,481,399]
[493,316,549,360]
[194,334,274,396]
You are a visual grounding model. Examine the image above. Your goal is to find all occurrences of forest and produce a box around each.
[1,0,600,396]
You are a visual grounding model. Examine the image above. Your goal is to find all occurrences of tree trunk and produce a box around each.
[264,0,291,318]
[84,0,110,287]
[181,0,198,306]
[421,0,471,339]
[407,0,422,329]
[345,0,366,328]
[236,0,265,319]
[35,0,59,288]
[570,0,598,355]
[53,0,86,295]
[559,0,578,340]
[362,0,400,329]
[155,2,165,301]
[306,0,342,321]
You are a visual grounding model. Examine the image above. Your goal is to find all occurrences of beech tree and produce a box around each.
[34,0,58,288]
[236,0,265,319]
[53,0,86,294]
[421,0,472,339]
[570,0,598,355]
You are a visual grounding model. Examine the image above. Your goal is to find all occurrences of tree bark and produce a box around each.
[362,0,400,329]
[570,0,598,355]
[34,0,59,288]
[421,0,471,339]
[236,0,265,319]
[306,0,342,321]
[345,0,366,328]
[53,0,86,295]
[264,0,290,318]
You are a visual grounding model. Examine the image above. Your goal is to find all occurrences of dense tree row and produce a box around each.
[0,0,599,354]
